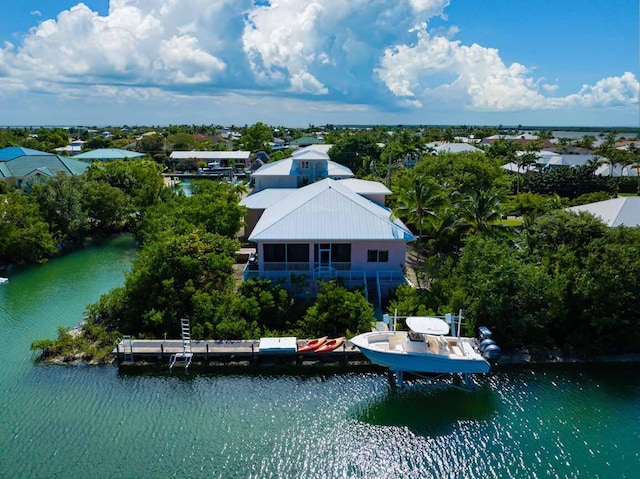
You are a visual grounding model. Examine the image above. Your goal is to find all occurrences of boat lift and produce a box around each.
[386,309,478,391]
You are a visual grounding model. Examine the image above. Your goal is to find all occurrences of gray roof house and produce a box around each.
[241,178,413,306]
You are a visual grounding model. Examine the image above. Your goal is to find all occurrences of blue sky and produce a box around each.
[0,0,637,127]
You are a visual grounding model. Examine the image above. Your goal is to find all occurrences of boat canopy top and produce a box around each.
[406,316,449,335]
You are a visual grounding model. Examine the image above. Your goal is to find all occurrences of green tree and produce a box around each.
[33,172,89,247]
[299,281,374,338]
[85,159,165,210]
[84,181,134,233]
[447,236,558,348]
[86,231,239,338]
[0,190,57,264]
[328,135,382,175]
[239,122,272,152]
[457,189,512,239]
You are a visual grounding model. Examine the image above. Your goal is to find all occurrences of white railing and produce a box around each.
[263,262,311,271]
[313,262,351,271]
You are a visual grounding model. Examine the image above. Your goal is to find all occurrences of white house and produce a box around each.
[242,178,413,306]
[241,178,392,238]
[251,146,353,192]
[170,150,251,169]
[567,197,640,227]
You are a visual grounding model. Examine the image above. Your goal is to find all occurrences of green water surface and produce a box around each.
[0,236,638,478]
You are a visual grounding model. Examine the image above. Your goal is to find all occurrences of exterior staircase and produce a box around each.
[367,278,383,321]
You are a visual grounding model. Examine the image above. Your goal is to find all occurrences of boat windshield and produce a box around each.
[406,316,449,335]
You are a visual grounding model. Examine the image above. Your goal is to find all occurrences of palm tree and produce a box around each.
[515,142,541,194]
[394,175,445,269]
[427,206,466,256]
[457,189,513,239]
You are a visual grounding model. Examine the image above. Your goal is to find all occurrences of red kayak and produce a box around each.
[315,337,345,353]
[298,336,328,353]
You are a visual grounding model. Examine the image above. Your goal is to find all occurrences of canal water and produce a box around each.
[0,236,638,478]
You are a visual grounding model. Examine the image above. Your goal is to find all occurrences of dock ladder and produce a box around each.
[122,335,134,362]
[169,318,193,372]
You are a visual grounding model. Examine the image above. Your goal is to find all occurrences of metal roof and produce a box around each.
[291,144,333,155]
[0,154,89,179]
[0,147,54,160]
[336,178,392,195]
[170,151,250,160]
[252,157,353,178]
[432,143,483,154]
[249,178,414,241]
[73,149,146,160]
[240,189,298,209]
[567,197,640,227]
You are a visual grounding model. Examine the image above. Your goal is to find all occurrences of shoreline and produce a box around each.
[37,344,640,369]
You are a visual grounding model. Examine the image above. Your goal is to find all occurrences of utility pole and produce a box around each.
[386,150,392,188]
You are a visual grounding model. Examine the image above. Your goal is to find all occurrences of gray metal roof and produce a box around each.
[240,189,298,209]
[567,197,640,227]
[249,178,414,241]
[170,151,250,160]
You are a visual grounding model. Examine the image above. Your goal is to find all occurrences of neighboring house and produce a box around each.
[428,143,484,154]
[289,136,323,147]
[169,150,251,169]
[567,197,640,227]
[251,146,352,192]
[242,178,413,307]
[73,148,146,162]
[501,152,606,175]
[0,146,89,188]
[241,178,392,238]
[54,139,85,156]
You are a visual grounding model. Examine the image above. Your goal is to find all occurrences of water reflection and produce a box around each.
[354,383,497,436]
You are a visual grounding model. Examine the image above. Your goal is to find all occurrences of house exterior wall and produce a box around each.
[254,175,298,192]
[254,239,406,278]
[291,159,328,182]
[359,193,386,206]
[350,240,406,275]
[243,208,264,239]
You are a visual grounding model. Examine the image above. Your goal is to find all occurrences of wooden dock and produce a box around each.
[113,338,371,370]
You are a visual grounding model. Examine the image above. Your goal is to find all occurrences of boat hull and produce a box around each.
[351,332,490,374]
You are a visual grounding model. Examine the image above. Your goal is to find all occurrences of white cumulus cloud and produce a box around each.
[0,0,636,123]
[375,24,639,111]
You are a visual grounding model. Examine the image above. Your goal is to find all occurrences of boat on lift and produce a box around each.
[350,312,500,378]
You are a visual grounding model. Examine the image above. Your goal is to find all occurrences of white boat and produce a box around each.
[351,314,497,375]
[0,277,8,285]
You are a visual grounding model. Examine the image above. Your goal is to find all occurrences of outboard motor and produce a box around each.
[478,326,501,361]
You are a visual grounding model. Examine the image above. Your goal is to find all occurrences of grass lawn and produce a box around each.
[501,218,523,227]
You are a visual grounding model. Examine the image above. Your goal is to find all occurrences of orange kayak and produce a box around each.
[315,337,345,353]
[298,336,328,353]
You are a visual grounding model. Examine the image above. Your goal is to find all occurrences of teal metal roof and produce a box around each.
[73,149,146,160]
[0,154,89,180]
[0,147,54,160]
